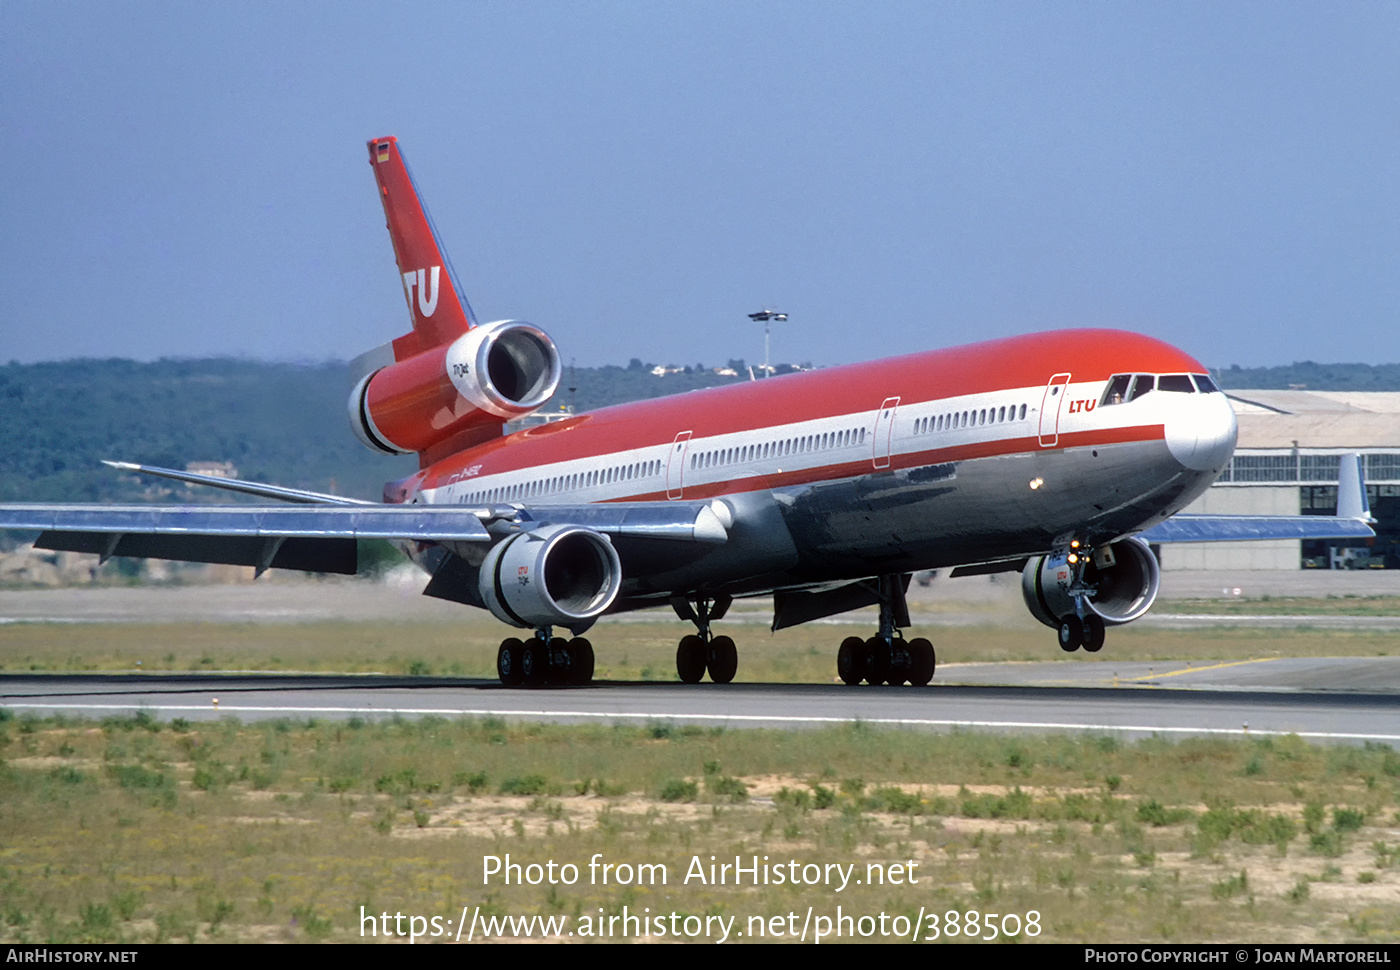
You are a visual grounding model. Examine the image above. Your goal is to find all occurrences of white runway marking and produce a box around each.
[5,700,1399,744]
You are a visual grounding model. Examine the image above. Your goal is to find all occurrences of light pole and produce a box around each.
[747,309,787,378]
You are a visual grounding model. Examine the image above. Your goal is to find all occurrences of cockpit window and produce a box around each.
[1101,374,1132,406]
[1104,371,1214,404]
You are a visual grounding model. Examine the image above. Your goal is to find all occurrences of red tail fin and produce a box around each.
[368,136,476,356]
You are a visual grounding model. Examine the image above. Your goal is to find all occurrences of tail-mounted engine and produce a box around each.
[1021,536,1160,629]
[479,524,623,629]
[350,320,561,456]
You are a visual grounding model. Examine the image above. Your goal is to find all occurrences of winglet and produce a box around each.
[367,137,477,354]
[1337,452,1375,523]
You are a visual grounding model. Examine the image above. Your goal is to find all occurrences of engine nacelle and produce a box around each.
[350,320,561,456]
[479,524,623,629]
[1021,536,1160,629]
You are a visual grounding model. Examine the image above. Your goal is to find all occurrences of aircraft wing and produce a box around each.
[1139,452,1375,544]
[0,500,729,576]
[1138,515,1375,544]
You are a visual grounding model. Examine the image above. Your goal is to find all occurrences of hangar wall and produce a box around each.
[1158,485,1300,571]
[1157,390,1400,570]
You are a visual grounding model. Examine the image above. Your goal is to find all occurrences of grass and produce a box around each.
[2,610,1399,681]
[1153,595,1400,617]
[0,714,1397,943]
[2,583,1398,943]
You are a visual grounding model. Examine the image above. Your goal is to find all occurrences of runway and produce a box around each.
[4,659,1399,744]
[4,573,1400,743]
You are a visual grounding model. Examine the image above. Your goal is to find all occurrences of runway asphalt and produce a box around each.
[3,570,1399,743]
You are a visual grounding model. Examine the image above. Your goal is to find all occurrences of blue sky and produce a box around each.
[2,2,1396,370]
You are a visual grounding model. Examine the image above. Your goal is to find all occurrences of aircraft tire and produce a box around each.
[520,637,548,685]
[676,635,706,684]
[1058,615,1084,652]
[836,636,866,685]
[907,637,936,686]
[1082,615,1105,653]
[568,637,595,685]
[707,635,738,684]
[862,637,891,686]
[497,638,525,686]
[888,647,911,686]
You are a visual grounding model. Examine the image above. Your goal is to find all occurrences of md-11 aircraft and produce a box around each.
[1,137,1376,687]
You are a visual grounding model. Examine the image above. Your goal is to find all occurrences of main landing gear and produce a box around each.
[496,628,595,687]
[835,574,935,687]
[1054,540,1105,654]
[671,595,738,684]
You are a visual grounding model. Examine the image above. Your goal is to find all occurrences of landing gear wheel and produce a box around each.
[497,637,524,686]
[837,636,866,685]
[1058,615,1084,653]
[676,635,706,684]
[567,637,595,684]
[907,637,935,686]
[520,637,547,685]
[888,644,911,686]
[863,637,891,686]
[1082,615,1105,653]
[707,635,738,684]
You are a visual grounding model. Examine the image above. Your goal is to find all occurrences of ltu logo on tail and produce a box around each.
[403,266,441,317]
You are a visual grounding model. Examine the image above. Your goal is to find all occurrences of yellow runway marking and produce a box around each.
[1121,658,1279,683]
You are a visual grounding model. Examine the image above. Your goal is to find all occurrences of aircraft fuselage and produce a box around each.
[408,328,1238,606]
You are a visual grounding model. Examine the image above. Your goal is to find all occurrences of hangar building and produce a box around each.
[1161,391,1400,570]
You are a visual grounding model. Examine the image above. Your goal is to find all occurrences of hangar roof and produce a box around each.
[1226,391,1400,449]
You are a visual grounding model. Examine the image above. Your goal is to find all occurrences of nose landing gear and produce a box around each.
[1054,540,1106,654]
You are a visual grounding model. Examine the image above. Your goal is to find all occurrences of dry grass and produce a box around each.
[0,714,1397,943]
[1,612,1397,682]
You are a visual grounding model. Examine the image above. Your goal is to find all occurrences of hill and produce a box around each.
[4,356,1399,505]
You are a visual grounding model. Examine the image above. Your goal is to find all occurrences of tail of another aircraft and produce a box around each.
[367,136,477,358]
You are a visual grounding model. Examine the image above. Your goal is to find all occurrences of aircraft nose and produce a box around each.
[1165,392,1237,472]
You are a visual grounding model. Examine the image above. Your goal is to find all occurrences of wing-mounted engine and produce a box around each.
[350,320,561,456]
[1021,536,1160,629]
[479,524,623,629]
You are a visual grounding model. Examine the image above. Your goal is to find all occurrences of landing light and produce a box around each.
[1029,478,1043,490]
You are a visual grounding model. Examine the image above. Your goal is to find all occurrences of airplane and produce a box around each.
[0,137,1376,688]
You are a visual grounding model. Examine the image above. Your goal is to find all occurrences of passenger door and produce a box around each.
[1038,373,1071,447]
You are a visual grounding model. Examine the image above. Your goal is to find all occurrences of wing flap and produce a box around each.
[37,531,358,575]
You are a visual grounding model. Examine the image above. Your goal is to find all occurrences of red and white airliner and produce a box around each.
[3,137,1375,688]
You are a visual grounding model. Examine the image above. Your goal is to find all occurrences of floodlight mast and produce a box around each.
[747,309,787,378]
